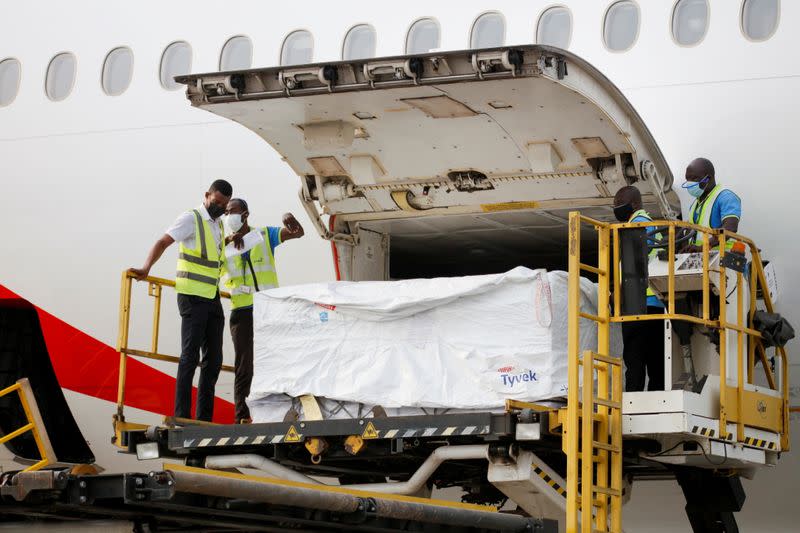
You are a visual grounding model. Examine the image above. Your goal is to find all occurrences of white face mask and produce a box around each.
[225,213,244,233]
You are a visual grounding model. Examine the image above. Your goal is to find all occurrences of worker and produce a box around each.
[681,157,742,251]
[612,186,665,392]
[130,179,232,422]
[671,158,742,388]
[223,198,305,423]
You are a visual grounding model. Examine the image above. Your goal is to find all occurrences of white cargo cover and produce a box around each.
[249,268,620,419]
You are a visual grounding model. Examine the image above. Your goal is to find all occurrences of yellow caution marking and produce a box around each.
[480,201,538,213]
[284,425,302,443]
[362,421,380,439]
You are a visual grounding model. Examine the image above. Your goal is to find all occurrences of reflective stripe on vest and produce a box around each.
[689,185,734,249]
[175,210,224,299]
[224,228,279,309]
[629,209,659,298]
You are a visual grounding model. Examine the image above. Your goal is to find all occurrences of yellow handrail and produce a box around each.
[565,212,791,533]
[604,218,788,445]
[115,269,233,421]
[0,380,53,472]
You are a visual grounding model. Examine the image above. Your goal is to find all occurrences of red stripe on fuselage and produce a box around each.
[0,284,233,423]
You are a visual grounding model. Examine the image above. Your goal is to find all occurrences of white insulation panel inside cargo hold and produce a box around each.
[249,267,620,415]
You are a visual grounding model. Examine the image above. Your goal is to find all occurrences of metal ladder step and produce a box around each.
[592,397,621,409]
[592,486,622,497]
[585,352,622,366]
[591,441,620,453]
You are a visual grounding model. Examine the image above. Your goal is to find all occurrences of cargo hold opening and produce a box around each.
[356,210,601,281]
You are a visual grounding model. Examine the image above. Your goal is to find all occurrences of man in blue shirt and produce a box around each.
[681,157,742,251]
[670,158,743,388]
[612,186,665,392]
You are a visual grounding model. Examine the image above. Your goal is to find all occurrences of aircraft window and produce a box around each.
[343,24,377,60]
[0,58,21,107]
[406,18,440,54]
[742,0,779,41]
[45,52,76,101]
[281,30,314,66]
[470,12,506,48]
[101,47,134,96]
[536,6,572,49]
[160,41,192,90]
[219,35,253,71]
[672,0,709,46]
[603,1,640,51]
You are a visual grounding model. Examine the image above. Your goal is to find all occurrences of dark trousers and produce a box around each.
[230,308,254,422]
[175,293,224,421]
[622,306,666,392]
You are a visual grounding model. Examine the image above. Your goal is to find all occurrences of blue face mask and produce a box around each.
[682,176,709,198]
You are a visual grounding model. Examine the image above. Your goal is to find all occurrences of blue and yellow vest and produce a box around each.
[688,185,735,250]
[224,228,279,310]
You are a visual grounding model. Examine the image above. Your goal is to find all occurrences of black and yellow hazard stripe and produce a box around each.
[532,465,567,498]
[691,425,716,438]
[688,425,777,451]
[183,424,493,449]
[743,436,777,450]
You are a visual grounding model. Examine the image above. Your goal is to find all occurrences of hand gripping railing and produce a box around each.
[115,270,233,423]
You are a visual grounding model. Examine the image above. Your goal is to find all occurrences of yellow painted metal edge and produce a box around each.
[480,201,539,212]
[122,348,234,373]
[166,463,498,512]
[9,379,57,471]
[723,386,784,434]
[505,399,559,413]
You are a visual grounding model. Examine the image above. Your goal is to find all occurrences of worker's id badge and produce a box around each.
[238,285,253,295]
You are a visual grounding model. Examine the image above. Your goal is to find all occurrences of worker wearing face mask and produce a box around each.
[131,179,232,422]
[681,157,742,252]
[669,158,743,388]
[222,198,304,423]
[612,186,665,392]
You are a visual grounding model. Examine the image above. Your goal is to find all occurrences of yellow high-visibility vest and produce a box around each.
[175,210,224,299]
[688,185,735,250]
[629,209,659,299]
[224,227,279,310]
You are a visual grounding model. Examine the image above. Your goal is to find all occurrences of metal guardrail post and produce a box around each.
[149,282,163,355]
[566,212,581,533]
[116,271,133,419]
[736,271,745,442]
[718,235,729,440]
[595,224,611,529]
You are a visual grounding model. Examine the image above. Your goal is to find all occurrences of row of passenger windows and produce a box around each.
[0,0,782,107]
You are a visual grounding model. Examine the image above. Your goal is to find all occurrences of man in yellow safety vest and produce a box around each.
[673,158,742,387]
[223,198,304,423]
[131,179,232,422]
[612,186,665,392]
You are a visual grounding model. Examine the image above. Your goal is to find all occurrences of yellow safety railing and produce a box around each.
[566,213,622,533]
[0,379,53,472]
[115,269,233,422]
[565,212,791,533]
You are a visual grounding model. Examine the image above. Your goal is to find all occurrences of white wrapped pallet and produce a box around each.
[249,267,617,422]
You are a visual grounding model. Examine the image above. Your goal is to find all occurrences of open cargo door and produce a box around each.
[178,46,680,278]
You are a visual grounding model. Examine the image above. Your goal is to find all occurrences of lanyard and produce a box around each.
[243,250,261,293]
